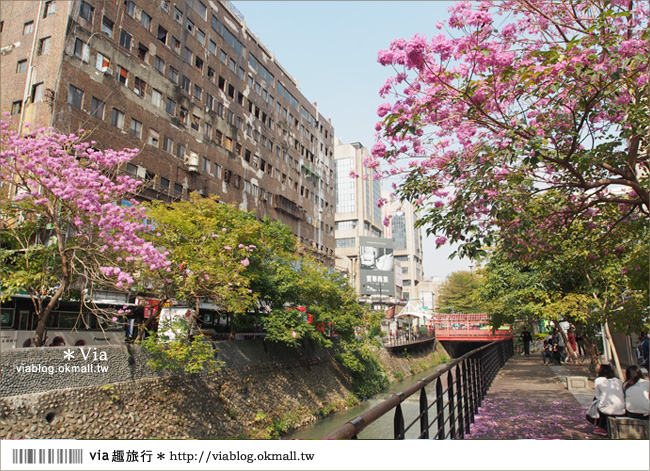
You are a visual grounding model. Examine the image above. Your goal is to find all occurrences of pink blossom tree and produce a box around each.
[0,119,169,346]
[371,0,648,259]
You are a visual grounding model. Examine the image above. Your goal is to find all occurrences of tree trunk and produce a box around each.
[34,284,67,346]
[603,320,624,379]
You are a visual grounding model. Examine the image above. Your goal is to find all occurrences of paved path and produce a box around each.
[465,355,602,440]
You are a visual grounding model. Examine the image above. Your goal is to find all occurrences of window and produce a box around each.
[160,177,170,190]
[157,25,168,44]
[16,60,27,73]
[44,1,56,18]
[220,50,227,64]
[208,40,216,55]
[196,28,205,45]
[163,136,173,153]
[207,67,215,82]
[119,30,132,50]
[31,82,44,103]
[174,183,183,195]
[186,19,194,34]
[37,36,51,55]
[74,38,89,61]
[218,76,225,91]
[192,1,207,19]
[11,101,22,115]
[182,46,192,63]
[23,21,34,35]
[206,93,214,111]
[227,84,234,99]
[173,6,182,23]
[195,56,203,71]
[213,163,222,178]
[134,77,146,96]
[141,11,152,31]
[79,1,93,22]
[191,114,200,131]
[168,66,179,84]
[203,122,212,139]
[101,16,114,36]
[129,119,142,139]
[202,157,210,172]
[216,102,224,118]
[137,43,148,61]
[148,129,159,147]
[111,108,124,128]
[154,55,165,74]
[229,58,236,73]
[125,1,135,17]
[116,66,128,86]
[90,97,104,119]
[224,137,233,151]
[179,107,188,125]
[193,84,202,101]
[165,97,176,115]
[67,84,84,108]
[172,36,181,53]
[181,75,190,93]
[238,67,245,80]
[151,88,162,107]
[176,143,186,159]
[226,110,234,125]
[95,53,110,72]
[161,0,170,13]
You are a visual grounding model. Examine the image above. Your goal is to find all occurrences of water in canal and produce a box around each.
[286,363,449,439]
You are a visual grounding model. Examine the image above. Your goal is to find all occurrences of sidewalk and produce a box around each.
[465,355,602,439]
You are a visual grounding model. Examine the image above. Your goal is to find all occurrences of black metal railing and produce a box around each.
[325,339,514,439]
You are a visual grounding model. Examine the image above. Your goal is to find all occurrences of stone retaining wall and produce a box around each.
[0,340,353,439]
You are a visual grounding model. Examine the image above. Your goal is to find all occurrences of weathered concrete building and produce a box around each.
[0,0,335,265]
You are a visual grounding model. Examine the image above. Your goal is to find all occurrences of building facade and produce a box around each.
[382,192,424,302]
[333,139,400,308]
[0,0,335,265]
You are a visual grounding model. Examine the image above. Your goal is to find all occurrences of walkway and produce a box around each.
[465,355,603,440]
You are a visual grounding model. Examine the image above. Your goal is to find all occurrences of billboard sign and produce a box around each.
[359,237,395,297]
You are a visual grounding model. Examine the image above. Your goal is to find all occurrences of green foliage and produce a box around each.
[142,194,256,315]
[438,271,483,313]
[138,317,221,374]
[334,341,388,398]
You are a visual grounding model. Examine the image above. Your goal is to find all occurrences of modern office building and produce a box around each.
[0,0,335,266]
[382,192,424,302]
[333,139,399,309]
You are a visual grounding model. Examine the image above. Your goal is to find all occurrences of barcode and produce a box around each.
[12,449,83,465]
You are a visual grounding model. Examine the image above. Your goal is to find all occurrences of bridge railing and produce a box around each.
[325,338,514,440]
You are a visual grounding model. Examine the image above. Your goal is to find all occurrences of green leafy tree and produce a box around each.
[139,194,257,337]
[437,270,482,313]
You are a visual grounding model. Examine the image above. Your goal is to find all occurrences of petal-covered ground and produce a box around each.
[464,356,603,440]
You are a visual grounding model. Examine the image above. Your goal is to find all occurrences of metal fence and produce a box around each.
[325,339,514,439]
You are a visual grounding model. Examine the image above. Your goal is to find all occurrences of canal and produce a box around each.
[286,363,450,439]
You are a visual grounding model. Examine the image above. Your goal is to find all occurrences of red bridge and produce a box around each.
[433,313,512,342]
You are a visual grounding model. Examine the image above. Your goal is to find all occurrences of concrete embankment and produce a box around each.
[0,339,448,439]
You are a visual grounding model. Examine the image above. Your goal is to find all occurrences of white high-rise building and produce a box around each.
[333,139,398,309]
[382,192,424,303]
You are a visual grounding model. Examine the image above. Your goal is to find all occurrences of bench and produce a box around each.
[608,417,649,439]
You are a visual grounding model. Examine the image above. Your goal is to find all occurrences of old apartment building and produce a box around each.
[0,0,336,265]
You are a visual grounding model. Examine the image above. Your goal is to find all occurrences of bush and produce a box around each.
[335,341,388,398]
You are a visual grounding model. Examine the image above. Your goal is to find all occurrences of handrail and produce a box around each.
[325,339,513,439]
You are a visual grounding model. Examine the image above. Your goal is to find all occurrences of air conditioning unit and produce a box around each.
[183,151,199,172]
[136,165,147,180]
[104,68,113,76]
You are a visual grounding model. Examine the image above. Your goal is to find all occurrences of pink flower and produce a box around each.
[241,258,250,267]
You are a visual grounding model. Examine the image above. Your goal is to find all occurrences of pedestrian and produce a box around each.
[553,328,565,365]
[592,364,625,436]
[542,339,553,365]
[639,333,649,371]
[520,327,533,356]
[566,328,578,363]
[575,333,586,356]
[623,365,649,420]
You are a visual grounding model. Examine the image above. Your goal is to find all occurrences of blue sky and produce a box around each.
[232,1,474,280]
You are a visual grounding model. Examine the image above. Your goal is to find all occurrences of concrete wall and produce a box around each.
[0,340,352,439]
